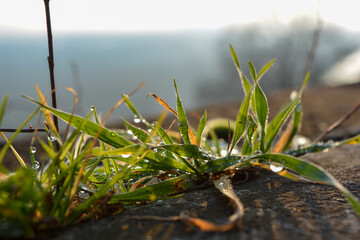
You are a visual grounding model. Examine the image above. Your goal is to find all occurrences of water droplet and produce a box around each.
[47,130,56,141]
[290,90,297,101]
[121,154,131,158]
[110,132,117,137]
[133,116,141,123]
[270,162,284,173]
[254,150,262,155]
[32,161,40,170]
[220,149,227,157]
[127,130,133,135]
[30,146,36,154]
[79,190,89,199]
[90,105,95,111]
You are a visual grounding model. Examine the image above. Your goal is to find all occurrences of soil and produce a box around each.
[2,83,360,239]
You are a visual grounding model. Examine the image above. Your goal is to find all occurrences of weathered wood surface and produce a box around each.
[46,144,360,240]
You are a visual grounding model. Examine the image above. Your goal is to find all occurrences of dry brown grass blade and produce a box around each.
[35,85,56,133]
[148,93,178,117]
[188,128,199,146]
[273,118,294,153]
[0,131,26,168]
[129,173,243,232]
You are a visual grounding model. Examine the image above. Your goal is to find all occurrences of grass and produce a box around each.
[0,45,360,238]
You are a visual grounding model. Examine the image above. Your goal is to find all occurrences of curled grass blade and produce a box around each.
[251,153,360,216]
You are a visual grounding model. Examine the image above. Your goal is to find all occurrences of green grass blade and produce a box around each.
[122,118,150,143]
[229,45,252,96]
[160,144,211,161]
[254,84,268,152]
[23,95,134,148]
[110,175,196,202]
[265,97,300,152]
[257,59,276,81]
[282,102,303,151]
[0,95,9,128]
[201,155,243,173]
[156,126,174,144]
[338,134,360,146]
[251,153,360,216]
[230,88,252,152]
[196,110,207,144]
[173,79,190,144]
[0,107,40,164]
[248,61,257,82]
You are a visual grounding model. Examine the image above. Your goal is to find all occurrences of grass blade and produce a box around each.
[196,110,207,144]
[229,45,252,94]
[0,95,9,128]
[230,88,252,152]
[257,59,276,81]
[110,175,196,202]
[23,95,134,148]
[148,93,177,117]
[254,84,268,152]
[173,79,191,144]
[251,153,360,216]
[122,118,150,143]
[248,61,257,82]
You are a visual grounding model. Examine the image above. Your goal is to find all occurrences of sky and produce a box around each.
[0,0,359,33]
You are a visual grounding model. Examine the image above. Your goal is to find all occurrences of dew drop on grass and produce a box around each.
[110,132,117,137]
[32,161,40,170]
[127,130,133,135]
[270,162,284,173]
[254,150,262,155]
[90,105,95,111]
[133,116,141,123]
[30,146,36,154]
[79,190,89,199]
[47,130,56,141]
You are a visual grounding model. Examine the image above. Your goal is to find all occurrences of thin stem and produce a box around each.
[43,0,59,133]
[0,128,47,133]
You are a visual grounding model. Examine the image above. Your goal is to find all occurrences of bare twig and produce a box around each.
[43,0,59,133]
[314,100,360,142]
[302,0,323,80]
[0,128,47,133]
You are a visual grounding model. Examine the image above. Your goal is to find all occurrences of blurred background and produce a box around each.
[1,0,360,134]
